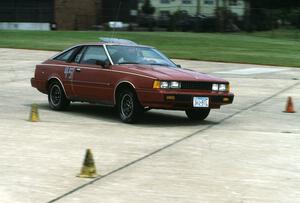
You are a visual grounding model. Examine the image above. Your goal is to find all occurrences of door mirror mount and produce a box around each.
[96,60,110,69]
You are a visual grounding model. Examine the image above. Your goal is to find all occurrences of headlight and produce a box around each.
[212,83,219,91]
[219,84,226,91]
[212,83,229,91]
[160,81,169,89]
[170,81,181,89]
[153,81,181,89]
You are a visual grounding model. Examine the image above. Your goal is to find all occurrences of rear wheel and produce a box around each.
[117,89,142,123]
[185,108,210,121]
[48,81,70,110]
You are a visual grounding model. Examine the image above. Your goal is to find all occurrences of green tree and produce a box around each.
[244,0,300,31]
[140,0,156,31]
[142,0,155,15]
[246,0,300,9]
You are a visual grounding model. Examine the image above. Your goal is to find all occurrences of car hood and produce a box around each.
[114,64,228,83]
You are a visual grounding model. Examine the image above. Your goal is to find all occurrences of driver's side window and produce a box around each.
[80,46,108,65]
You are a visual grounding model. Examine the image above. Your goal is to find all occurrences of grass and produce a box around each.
[0,30,300,67]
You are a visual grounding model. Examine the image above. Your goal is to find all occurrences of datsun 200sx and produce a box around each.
[31,38,234,123]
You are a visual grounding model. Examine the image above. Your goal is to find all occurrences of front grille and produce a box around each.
[180,82,212,90]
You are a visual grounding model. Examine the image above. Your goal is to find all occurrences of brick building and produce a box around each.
[55,0,102,30]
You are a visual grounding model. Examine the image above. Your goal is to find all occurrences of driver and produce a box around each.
[123,46,138,62]
[111,46,142,64]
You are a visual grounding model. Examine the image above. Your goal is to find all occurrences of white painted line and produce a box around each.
[216,68,288,75]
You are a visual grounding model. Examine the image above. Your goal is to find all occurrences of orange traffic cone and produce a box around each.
[284,97,295,113]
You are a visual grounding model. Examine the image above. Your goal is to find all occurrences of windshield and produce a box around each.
[106,45,177,68]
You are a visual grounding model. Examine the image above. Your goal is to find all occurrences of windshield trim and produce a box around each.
[103,44,114,65]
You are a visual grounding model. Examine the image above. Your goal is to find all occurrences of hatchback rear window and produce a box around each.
[54,47,77,62]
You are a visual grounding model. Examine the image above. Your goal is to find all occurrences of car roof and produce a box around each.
[78,42,151,48]
[100,37,138,45]
[49,41,152,60]
[78,37,151,48]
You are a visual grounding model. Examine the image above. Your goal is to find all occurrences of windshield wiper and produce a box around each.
[149,63,172,67]
[118,62,139,65]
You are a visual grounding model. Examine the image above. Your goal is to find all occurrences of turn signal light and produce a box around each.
[166,95,176,100]
[153,80,160,89]
[223,97,229,102]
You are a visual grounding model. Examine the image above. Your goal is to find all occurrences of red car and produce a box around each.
[31,38,234,123]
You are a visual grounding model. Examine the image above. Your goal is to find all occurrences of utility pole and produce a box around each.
[216,0,220,8]
[224,0,228,8]
[196,0,200,15]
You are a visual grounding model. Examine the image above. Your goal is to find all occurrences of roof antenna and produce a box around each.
[111,0,122,38]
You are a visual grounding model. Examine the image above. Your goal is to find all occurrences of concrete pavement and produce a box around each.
[0,48,299,203]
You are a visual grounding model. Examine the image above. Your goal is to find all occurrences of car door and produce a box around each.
[71,45,114,104]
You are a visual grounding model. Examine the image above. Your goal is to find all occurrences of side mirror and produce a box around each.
[176,64,182,68]
[96,60,110,68]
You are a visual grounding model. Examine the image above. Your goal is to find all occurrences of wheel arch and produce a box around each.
[114,81,137,105]
[47,77,68,98]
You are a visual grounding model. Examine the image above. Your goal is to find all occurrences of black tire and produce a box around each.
[185,108,210,121]
[48,81,70,110]
[117,89,142,123]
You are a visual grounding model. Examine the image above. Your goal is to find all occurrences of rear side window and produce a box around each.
[54,47,77,62]
[74,46,86,63]
[80,46,108,65]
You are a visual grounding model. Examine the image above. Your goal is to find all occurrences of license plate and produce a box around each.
[193,97,209,107]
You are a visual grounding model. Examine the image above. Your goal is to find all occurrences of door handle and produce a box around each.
[75,68,81,72]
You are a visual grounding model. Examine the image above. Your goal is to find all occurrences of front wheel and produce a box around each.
[185,108,210,121]
[117,90,142,123]
[48,81,70,110]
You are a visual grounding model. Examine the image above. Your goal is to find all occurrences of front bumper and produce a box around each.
[138,89,234,110]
